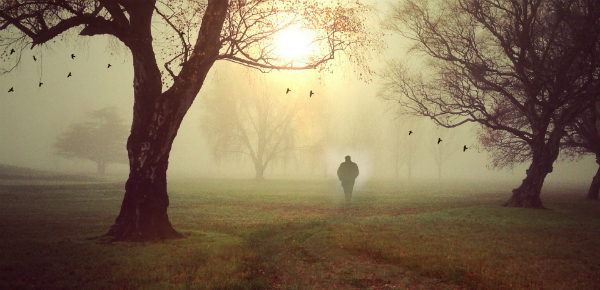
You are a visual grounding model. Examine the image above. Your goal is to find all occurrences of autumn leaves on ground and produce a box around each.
[1,177,599,290]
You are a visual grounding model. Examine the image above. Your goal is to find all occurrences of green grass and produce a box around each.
[1,179,599,289]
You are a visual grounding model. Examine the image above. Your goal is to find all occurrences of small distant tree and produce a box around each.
[201,70,323,180]
[54,106,128,174]
[388,116,422,181]
[430,126,458,181]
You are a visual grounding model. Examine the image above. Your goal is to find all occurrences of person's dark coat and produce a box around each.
[337,160,359,187]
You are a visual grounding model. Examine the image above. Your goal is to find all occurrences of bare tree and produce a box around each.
[380,0,600,208]
[562,100,600,200]
[430,126,458,181]
[388,116,423,181]
[0,0,380,241]
[200,69,324,180]
[54,106,128,174]
[390,120,406,180]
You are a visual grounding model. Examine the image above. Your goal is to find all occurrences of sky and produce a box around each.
[0,1,597,188]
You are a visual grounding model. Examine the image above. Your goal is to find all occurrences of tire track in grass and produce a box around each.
[246,221,466,289]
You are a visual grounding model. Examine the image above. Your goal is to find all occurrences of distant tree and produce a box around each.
[430,127,458,181]
[1,0,380,241]
[201,70,324,180]
[562,101,600,200]
[390,120,406,180]
[388,116,422,181]
[54,106,128,174]
[380,0,600,208]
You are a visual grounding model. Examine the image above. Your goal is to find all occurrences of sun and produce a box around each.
[275,27,313,59]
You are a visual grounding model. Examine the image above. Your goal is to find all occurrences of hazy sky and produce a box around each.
[0,1,596,187]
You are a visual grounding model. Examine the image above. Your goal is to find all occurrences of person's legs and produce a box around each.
[343,186,353,203]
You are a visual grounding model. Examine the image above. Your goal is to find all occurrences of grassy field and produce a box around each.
[0,178,599,290]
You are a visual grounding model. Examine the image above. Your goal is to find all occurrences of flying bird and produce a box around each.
[39,82,43,87]
[33,56,37,61]
[8,87,14,92]
[437,138,442,144]
[67,72,72,78]
[463,145,468,152]
[409,130,413,135]
[107,64,111,68]
[10,48,15,55]
[309,90,314,97]
[71,53,75,59]
[286,88,291,94]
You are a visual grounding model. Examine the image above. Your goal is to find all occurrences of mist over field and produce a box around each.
[0,0,596,191]
[0,37,596,188]
[0,38,596,186]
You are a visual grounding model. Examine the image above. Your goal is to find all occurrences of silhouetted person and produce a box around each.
[337,155,359,204]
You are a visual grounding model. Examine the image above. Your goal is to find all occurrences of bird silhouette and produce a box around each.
[463,145,468,152]
[10,48,15,55]
[409,130,413,135]
[71,54,75,59]
[437,138,442,144]
[8,87,14,92]
[39,82,43,87]
[67,72,72,78]
[309,90,314,97]
[107,64,111,68]
[33,56,36,61]
[286,88,291,94]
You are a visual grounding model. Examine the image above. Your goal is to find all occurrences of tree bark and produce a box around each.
[586,155,600,200]
[504,140,560,209]
[105,0,228,241]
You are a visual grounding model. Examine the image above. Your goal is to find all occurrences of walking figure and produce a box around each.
[337,156,359,204]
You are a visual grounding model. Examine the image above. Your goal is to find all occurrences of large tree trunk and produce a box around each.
[586,155,600,200]
[255,163,266,181]
[105,0,228,241]
[504,140,560,209]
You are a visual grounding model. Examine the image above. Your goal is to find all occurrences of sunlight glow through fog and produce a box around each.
[275,27,313,59]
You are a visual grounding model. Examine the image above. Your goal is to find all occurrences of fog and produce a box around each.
[0,3,596,189]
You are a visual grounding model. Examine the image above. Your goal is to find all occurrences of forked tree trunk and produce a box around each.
[504,140,560,209]
[586,156,600,200]
[105,0,228,241]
